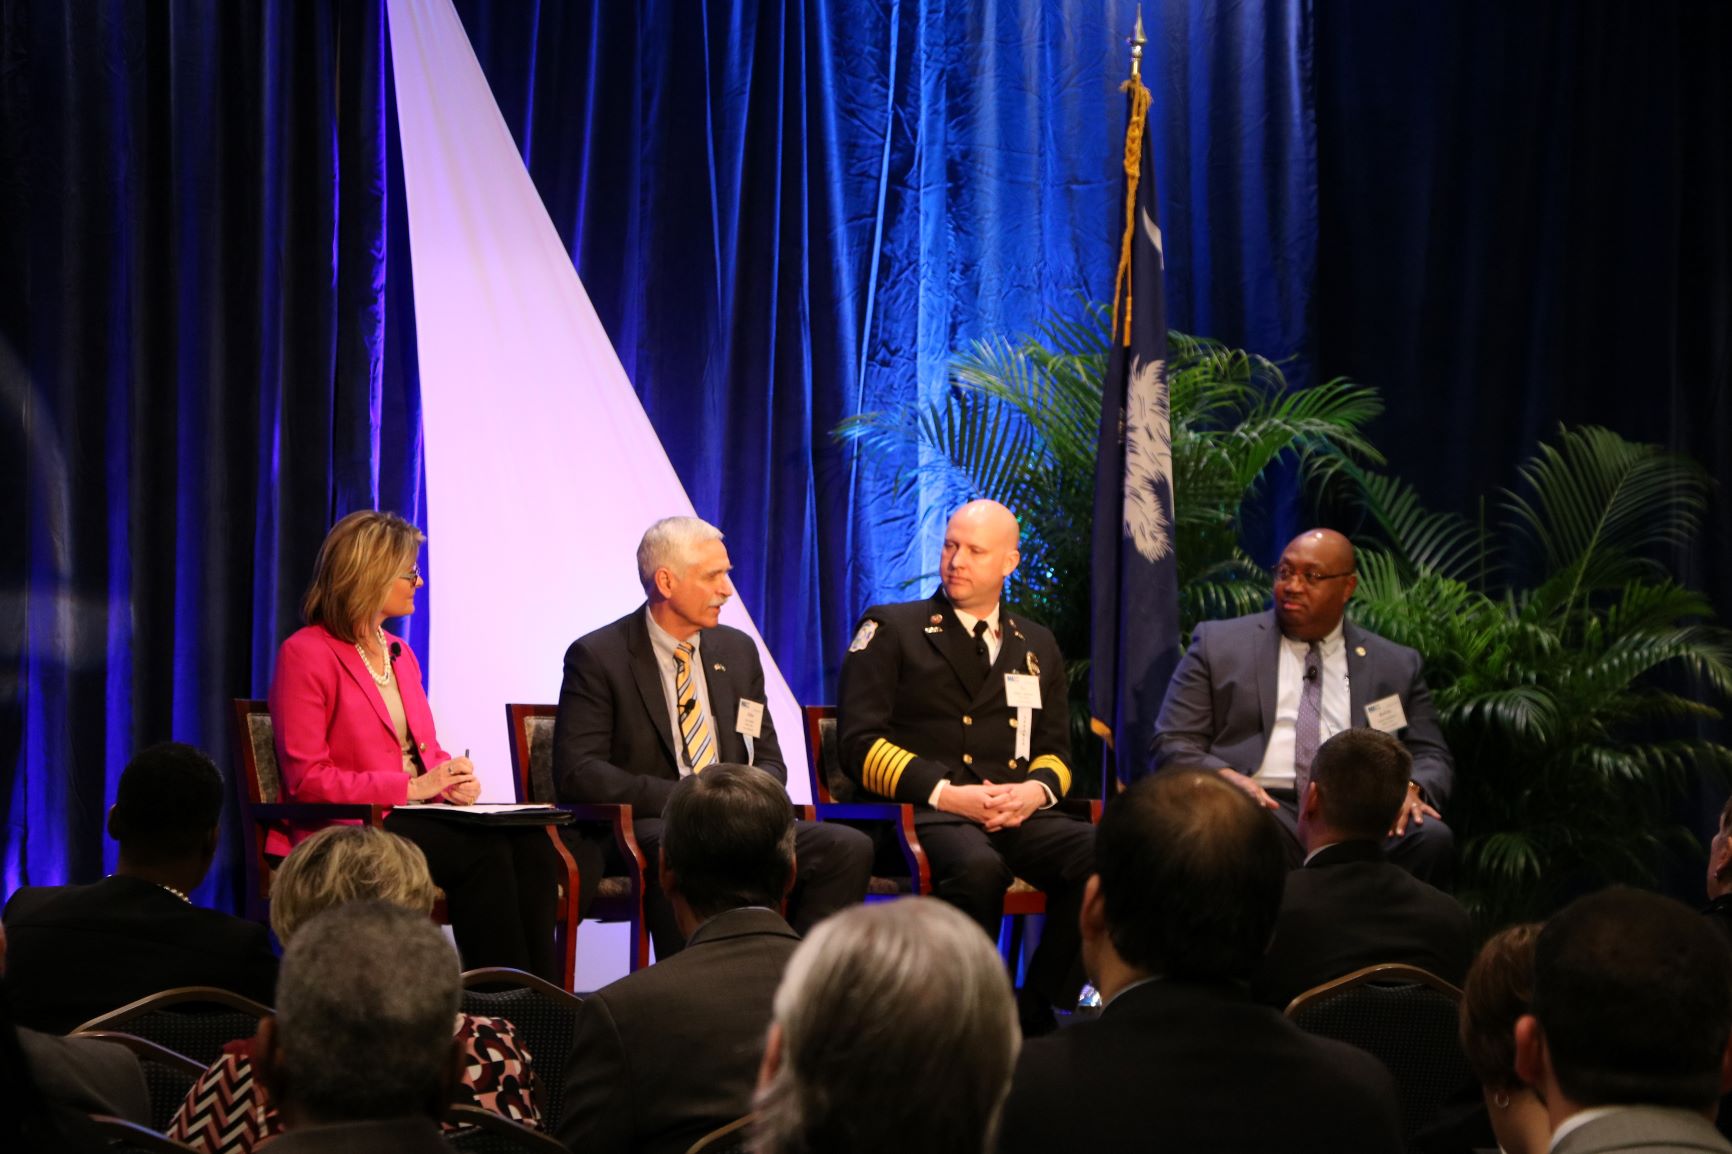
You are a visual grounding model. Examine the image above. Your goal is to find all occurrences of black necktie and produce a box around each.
[973,620,992,672]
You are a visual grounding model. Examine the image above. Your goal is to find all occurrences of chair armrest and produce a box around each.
[247,802,388,825]
[811,802,932,894]
[547,803,648,880]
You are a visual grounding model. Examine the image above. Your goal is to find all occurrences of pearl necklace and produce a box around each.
[356,627,394,687]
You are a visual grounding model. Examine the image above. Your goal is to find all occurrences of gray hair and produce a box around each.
[752,899,1020,1154]
[636,516,724,593]
[274,901,460,1123]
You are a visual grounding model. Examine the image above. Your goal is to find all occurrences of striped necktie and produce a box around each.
[674,641,717,771]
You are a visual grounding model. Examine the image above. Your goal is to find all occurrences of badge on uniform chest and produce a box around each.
[1004,672,1040,760]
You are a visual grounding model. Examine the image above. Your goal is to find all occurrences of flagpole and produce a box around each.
[1128,6,1145,80]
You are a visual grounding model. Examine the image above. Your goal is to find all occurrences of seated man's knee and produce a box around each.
[939,848,1014,904]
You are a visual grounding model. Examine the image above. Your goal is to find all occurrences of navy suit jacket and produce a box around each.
[999,978,1403,1154]
[552,606,785,817]
[1252,839,1475,1009]
[1151,610,1454,805]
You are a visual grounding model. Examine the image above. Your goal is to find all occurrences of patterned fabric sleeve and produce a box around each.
[166,1051,275,1154]
[165,1012,541,1151]
[453,1013,543,1130]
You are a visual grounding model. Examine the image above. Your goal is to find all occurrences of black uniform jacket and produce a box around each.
[836,589,1073,805]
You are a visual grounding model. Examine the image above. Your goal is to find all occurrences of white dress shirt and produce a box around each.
[1254,620,1350,790]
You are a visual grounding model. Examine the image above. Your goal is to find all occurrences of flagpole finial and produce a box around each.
[1128,6,1146,81]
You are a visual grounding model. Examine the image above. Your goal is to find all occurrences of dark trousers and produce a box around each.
[623,817,874,959]
[1263,789,1456,888]
[914,810,1096,1006]
[384,812,564,982]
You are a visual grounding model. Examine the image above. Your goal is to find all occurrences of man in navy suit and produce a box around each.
[997,771,1403,1154]
[553,516,871,957]
[1153,528,1455,884]
[1252,728,1473,1009]
[3,742,278,1033]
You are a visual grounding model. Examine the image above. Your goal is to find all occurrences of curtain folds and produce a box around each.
[0,0,418,904]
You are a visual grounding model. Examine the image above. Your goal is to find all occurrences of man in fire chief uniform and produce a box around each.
[837,499,1094,1032]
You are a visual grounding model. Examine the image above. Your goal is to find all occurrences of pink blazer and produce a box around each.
[266,624,453,855]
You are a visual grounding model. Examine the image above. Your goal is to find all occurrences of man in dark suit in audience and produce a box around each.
[1515,887,1732,1154]
[1252,728,1473,1009]
[997,771,1403,1154]
[253,901,461,1153]
[557,764,803,1154]
[2,742,278,1032]
[553,516,871,957]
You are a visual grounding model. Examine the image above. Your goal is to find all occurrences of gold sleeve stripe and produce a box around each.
[1030,754,1071,797]
[863,738,916,798]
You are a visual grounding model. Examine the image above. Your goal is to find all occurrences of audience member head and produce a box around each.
[268,826,437,943]
[940,500,1021,615]
[1086,771,1287,991]
[636,516,733,637]
[1515,887,1732,1122]
[1273,528,1357,642]
[752,898,1018,1154]
[1461,924,1550,1154]
[659,764,796,929]
[257,902,461,1129]
[106,742,224,889]
[1707,795,1732,901]
[1297,728,1412,848]
[301,509,424,643]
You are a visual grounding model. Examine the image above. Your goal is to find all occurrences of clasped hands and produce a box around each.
[937,780,1046,831]
[407,755,481,805]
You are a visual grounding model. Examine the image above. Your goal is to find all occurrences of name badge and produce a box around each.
[736,699,765,740]
[1003,674,1042,710]
[1364,694,1408,734]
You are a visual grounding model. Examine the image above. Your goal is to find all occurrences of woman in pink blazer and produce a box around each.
[268,510,560,980]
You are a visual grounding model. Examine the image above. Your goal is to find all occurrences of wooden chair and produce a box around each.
[505,704,650,973]
[231,698,386,924]
[232,699,587,989]
[74,1032,205,1134]
[459,967,584,1133]
[1285,963,1472,1144]
[86,1116,199,1153]
[686,1113,756,1154]
[802,706,1099,967]
[74,987,271,1070]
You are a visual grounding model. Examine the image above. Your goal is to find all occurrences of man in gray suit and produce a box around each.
[557,764,803,1154]
[1152,528,1455,884]
[1515,887,1732,1154]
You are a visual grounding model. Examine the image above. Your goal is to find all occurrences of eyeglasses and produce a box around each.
[400,566,422,583]
[1272,566,1354,588]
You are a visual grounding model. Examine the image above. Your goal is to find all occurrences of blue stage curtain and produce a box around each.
[0,0,421,907]
[446,0,1317,701]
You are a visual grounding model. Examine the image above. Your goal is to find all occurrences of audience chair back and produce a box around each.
[74,987,271,1069]
[445,1104,568,1154]
[87,1115,200,1153]
[1286,963,1471,1143]
[685,1113,756,1154]
[461,967,584,1131]
[506,703,650,972]
[75,1031,205,1134]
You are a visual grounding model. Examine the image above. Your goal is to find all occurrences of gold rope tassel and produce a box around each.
[1111,75,1152,349]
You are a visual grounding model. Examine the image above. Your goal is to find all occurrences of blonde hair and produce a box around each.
[301,510,424,643]
[269,826,438,943]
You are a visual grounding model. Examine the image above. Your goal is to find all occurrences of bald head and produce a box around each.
[941,500,1022,614]
[1273,528,1358,641]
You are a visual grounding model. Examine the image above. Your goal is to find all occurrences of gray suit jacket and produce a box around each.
[1553,1106,1732,1154]
[1151,611,1454,805]
[555,907,800,1154]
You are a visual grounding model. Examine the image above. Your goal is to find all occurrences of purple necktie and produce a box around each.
[1294,642,1322,797]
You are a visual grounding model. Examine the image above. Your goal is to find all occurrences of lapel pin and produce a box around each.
[929,614,943,624]
[1354,646,1366,657]
[1026,652,1040,676]
[713,662,726,672]
[923,626,943,634]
